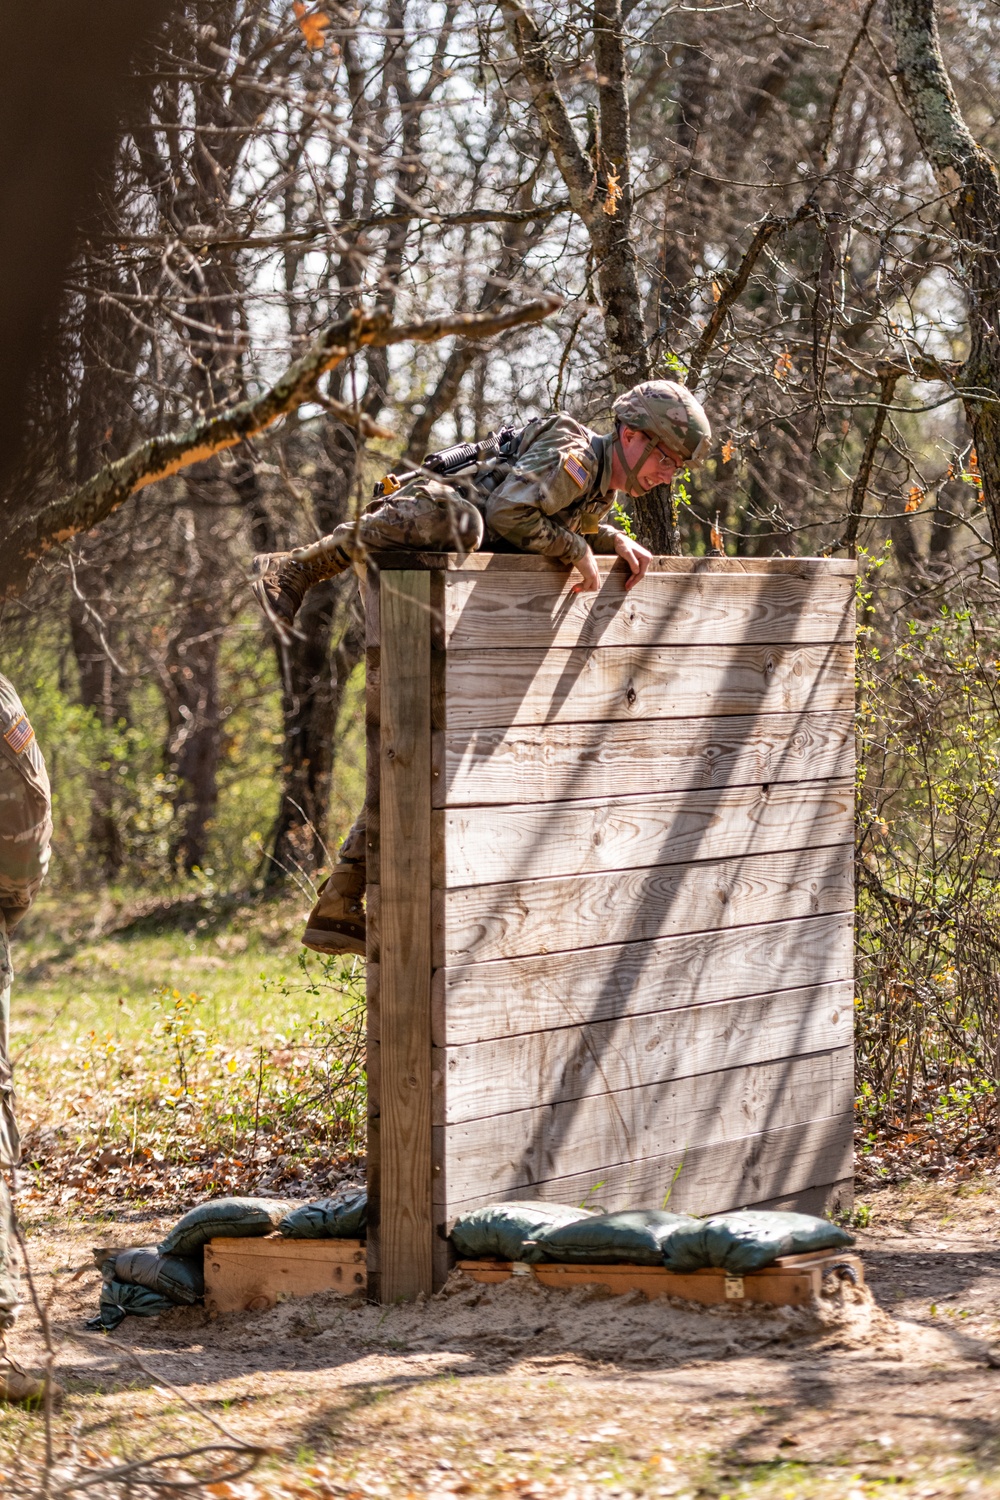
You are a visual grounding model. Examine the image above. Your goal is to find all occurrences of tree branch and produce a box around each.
[91,199,573,251]
[499,0,596,218]
[831,367,901,558]
[2,296,561,597]
[685,201,816,390]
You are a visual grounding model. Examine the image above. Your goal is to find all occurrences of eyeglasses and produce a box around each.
[652,434,710,471]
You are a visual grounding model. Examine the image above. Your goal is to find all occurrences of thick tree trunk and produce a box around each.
[502,0,686,549]
[68,568,129,880]
[889,0,1000,550]
[162,499,223,876]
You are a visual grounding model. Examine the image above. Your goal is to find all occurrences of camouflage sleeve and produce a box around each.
[0,680,51,931]
[591,522,624,555]
[484,417,600,563]
[485,471,590,563]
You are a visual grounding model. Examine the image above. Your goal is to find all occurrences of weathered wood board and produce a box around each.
[367,554,856,1301]
[204,1238,366,1313]
[459,1249,864,1308]
[433,710,854,807]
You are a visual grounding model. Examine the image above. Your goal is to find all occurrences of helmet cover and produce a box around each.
[612,380,711,466]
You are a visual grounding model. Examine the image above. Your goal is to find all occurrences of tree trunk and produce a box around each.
[162,497,223,876]
[502,0,687,550]
[888,0,1000,550]
[68,566,128,880]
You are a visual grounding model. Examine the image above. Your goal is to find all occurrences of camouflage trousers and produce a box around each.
[302,481,484,885]
[290,479,484,578]
[0,918,19,1331]
[337,810,367,882]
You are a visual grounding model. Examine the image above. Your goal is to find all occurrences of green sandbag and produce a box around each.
[662,1210,855,1273]
[87,1280,175,1331]
[450,1201,593,1263]
[279,1189,367,1240]
[158,1197,293,1257]
[110,1246,205,1304]
[529,1209,699,1266]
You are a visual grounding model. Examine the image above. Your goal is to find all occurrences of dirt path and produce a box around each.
[2,1179,999,1497]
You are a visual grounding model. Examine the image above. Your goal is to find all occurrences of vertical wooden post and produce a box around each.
[378,568,433,1301]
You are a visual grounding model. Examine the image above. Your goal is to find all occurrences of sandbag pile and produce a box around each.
[88,1190,368,1330]
[450,1202,854,1273]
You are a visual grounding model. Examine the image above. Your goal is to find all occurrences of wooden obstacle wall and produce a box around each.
[364,554,856,1302]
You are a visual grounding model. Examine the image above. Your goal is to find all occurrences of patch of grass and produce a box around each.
[10,889,367,1215]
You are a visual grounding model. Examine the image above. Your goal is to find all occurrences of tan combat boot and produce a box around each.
[251,551,342,633]
[0,1352,63,1406]
[303,864,366,957]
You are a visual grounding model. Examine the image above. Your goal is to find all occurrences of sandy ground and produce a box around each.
[2,1179,999,1497]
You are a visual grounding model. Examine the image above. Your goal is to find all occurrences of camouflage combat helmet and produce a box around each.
[612,379,711,469]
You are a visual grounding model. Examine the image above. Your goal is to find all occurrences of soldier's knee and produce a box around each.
[455,500,484,551]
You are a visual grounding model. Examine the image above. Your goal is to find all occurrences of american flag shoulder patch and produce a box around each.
[4,714,34,755]
[563,452,588,488]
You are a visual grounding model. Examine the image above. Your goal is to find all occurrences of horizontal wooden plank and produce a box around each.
[206,1238,366,1263]
[432,911,853,1046]
[751,1178,854,1219]
[434,1047,854,1205]
[436,842,853,966]
[433,710,854,808]
[433,981,853,1124]
[369,551,857,578]
[439,1115,854,1221]
[438,778,853,887]
[440,567,855,650]
[440,643,854,731]
[458,1249,863,1307]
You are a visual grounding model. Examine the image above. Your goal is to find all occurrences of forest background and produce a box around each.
[3,0,1000,1205]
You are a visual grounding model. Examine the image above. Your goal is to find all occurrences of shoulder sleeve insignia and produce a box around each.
[4,714,34,755]
[563,453,588,488]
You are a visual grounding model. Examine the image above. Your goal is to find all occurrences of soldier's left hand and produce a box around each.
[614,533,653,591]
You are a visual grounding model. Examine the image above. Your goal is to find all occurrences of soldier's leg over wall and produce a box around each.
[302,810,367,957]
[253,481,484,631]
[325,480,484,563]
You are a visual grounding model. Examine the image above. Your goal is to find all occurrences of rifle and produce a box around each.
[373,424,518,498]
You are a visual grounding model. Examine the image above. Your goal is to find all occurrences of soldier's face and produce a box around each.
[615,424,682,493]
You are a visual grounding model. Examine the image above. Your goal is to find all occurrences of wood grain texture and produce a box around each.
[459,1249,863,1306]
[434,1047,854,1204]
[371,551,857,577]
[436,841,853,966]
[433,980,853,1124]
[432,911,854,1045]
[438,778,853,886]
[440,1114,855,1222]
[440,567,855,650]
[365,647,381,878]
[433,711,854,808]
[440,642,855,731]
[204,1239,367,1314]
[378,569,433,1302]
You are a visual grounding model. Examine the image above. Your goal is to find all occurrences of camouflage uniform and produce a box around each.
[256,381,711,955]
[284,413,621,585]
[0,676,52,1330]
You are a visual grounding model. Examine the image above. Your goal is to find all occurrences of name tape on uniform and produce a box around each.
[4,715,34,755]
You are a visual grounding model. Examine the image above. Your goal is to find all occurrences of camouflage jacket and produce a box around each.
[0,676,51,930]
[470,414,620,564]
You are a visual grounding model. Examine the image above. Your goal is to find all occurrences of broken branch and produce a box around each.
[3,295,561,597]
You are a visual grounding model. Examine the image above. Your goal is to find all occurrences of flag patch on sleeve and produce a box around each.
[4,715,34,755]
[563,453,588,488]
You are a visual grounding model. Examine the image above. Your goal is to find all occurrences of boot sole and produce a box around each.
[302,926,367,958]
